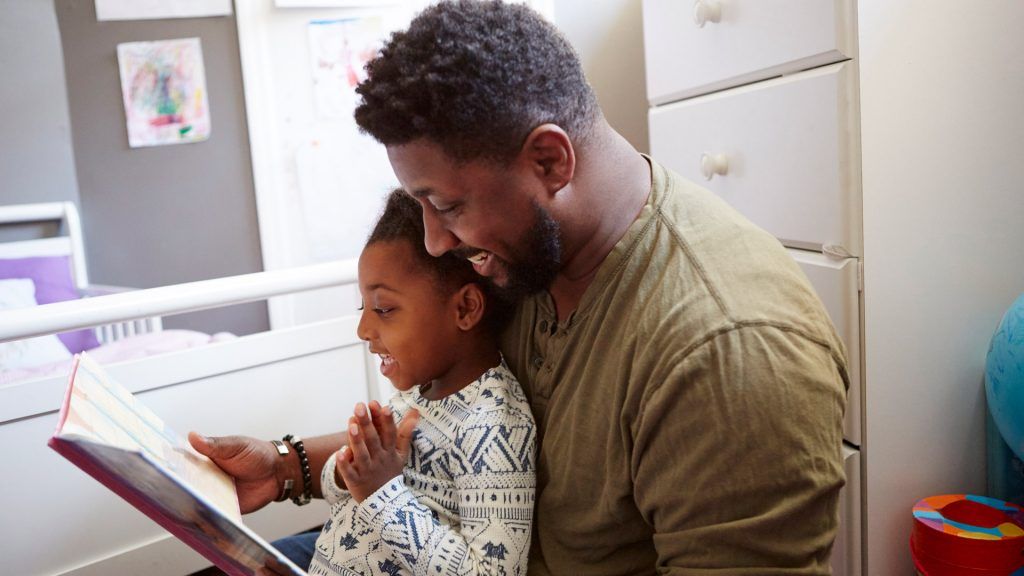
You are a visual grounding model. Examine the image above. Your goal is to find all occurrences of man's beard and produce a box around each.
[489,202,562,304]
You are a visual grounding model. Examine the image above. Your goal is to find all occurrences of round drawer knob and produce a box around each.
[693,0,721,28]
[700,153,729,180]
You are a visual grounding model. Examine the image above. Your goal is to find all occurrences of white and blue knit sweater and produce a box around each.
[309,361,536,576]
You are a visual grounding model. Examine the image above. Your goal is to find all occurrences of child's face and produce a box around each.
[356,240,462,392]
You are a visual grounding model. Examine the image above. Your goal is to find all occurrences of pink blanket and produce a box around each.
[1,330,236,386]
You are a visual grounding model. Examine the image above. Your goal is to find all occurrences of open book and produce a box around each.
[48,353,306,576]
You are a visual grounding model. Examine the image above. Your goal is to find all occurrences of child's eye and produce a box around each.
[357,304,364,311]
[374,307,394,316]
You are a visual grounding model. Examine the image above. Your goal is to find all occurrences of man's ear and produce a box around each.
[452,283,486,332]
[520,124,575,196]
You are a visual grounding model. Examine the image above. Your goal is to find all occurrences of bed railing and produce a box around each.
[0,259,359,344]
[0,201,89,287]
[3,257,369,576]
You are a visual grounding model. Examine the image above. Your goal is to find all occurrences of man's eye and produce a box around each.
[434,203,460,215]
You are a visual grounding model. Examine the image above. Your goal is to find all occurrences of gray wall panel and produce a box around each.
[54,0,268,335]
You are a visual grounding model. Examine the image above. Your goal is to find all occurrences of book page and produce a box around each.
[57,354,241,521]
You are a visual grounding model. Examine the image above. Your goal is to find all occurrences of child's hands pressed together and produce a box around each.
[336,400,420,502]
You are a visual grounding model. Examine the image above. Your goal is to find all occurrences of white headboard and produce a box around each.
[0,201,89,289]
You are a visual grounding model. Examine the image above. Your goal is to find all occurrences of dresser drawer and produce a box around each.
[650,62,861,255]
[789,248,861,446]
[832,443,862,576]
[642,0,856,104]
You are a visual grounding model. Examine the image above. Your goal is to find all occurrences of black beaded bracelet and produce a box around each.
[282,434,312,506]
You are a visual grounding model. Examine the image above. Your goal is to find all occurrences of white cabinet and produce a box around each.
[642,0,857,104]
[832,444,863,576]
[645,2,1024,574]
[650,62,861,255]
[643,1,864,573]
[789,249,862,446]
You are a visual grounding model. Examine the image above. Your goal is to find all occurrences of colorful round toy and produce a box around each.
[911,494,1024,575]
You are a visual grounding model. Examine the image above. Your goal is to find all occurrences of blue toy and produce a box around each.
[986,293,1024,506]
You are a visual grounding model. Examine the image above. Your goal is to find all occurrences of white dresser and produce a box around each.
[642,1,863,574]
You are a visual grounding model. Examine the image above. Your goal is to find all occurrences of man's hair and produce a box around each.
[367,190,513,332]
[355,0,600,163]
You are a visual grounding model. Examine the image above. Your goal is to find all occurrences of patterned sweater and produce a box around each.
[308,361,536,576]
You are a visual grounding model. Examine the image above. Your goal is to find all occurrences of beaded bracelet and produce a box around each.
[282,434,312,506]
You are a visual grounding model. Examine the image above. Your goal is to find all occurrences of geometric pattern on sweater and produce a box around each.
[309,359,536,576]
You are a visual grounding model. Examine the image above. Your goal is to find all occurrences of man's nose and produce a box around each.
[422,211,460,257]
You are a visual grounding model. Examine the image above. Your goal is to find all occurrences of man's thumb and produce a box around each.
[188,431,216,456]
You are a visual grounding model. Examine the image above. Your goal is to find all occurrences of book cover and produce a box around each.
[48,353,306,576]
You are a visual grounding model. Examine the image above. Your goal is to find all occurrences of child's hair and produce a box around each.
[367,189,513,334]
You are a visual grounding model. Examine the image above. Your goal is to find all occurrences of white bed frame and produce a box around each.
[0,204,383,576]
[0,202,163,342]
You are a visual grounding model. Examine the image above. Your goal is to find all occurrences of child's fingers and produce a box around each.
[395,409,420,460]
[354,402,383,456]
[376,404,398,451]
[335,446,357,484]
[339,442,354,462]
[348,421,371,466]
[333,445,351,488]
[345,416,357,443]
[368,400,388,437]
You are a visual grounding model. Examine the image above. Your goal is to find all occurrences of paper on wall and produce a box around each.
[96,0,232,21]
[117,38,212,148]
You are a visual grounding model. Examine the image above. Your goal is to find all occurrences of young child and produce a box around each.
[308,190,536,576]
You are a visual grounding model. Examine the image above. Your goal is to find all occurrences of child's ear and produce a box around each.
[453,283,486,332]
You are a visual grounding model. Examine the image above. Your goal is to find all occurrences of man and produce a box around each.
[191,1,848,573]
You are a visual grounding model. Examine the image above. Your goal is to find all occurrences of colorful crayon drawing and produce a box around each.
[307,17,385,120]
[117,38,211,148]
[295,16,396,262]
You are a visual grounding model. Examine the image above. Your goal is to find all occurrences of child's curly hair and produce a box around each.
[367,190,514,333]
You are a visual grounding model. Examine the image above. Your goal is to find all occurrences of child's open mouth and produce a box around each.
[378,353,396,377]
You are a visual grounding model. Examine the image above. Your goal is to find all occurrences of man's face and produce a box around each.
[386,139,562,300]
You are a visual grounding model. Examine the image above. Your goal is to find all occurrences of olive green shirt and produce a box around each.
[500,157,848,575]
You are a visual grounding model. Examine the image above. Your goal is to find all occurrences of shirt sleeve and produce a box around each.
[633,325,847,575]
[355,406,536,576]
[320,451,351,506]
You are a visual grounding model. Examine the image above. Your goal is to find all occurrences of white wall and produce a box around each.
[554,0,648,153]
[859,1,1024,573]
